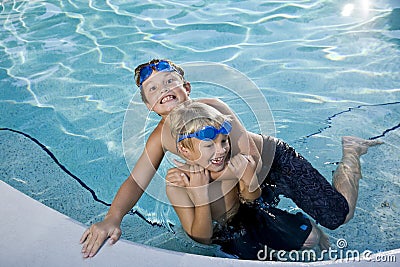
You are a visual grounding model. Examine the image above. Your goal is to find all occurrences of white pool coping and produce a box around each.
[0,180,398,267]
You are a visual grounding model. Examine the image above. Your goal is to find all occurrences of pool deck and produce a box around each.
[1,181,398,267]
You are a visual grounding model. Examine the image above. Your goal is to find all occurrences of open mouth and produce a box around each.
[210,156,225,165]
[160,95,176,104]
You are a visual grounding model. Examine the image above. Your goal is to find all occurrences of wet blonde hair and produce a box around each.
[169,101,231,151]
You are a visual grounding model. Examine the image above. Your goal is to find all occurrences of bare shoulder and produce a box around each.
[147,122,162,139]
[198,98,225,107]
[145,121,164,150]
[197,98,233,115]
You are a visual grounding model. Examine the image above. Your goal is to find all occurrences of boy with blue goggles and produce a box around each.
[166,101,324,259]
[177,121,232,142]
[135,60,183,87]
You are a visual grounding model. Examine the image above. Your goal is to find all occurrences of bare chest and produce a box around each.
[208,181,239,222]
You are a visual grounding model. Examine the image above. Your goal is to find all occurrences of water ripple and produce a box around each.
[0,127,168,227]
[1,0,399,255]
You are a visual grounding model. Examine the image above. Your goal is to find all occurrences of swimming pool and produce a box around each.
[1,0,399,260]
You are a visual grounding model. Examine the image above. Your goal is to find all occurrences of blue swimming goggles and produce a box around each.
[138,60,176,86]
[177,121,232,142]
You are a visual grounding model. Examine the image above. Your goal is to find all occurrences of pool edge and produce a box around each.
[0,180,398,267]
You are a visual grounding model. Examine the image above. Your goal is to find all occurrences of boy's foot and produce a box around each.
[342,136,383,156]
[318,227,330,251]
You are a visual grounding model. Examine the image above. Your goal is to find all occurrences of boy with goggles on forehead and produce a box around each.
[165,101,327,259]
[81,58,382,259]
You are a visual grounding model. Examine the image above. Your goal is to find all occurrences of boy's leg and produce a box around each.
[264,137,349,230]
[302,220,330,250]
[332,136,383,224]
[262,136,381,230]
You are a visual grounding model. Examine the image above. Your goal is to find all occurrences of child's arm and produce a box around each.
[80,128,165,257]
[166,166,213,244]
[199,98,262,192]
[228,154,261,202]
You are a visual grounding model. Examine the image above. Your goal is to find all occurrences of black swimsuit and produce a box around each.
[212,198,312,260]
[211,135,349,260]
[262,135,349,230]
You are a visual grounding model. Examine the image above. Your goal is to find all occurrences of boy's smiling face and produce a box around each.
[182,134,230,173]
[141,71,191,116]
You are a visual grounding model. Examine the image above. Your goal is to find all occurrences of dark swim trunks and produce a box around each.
[211,136,350,260]
[212,199,312,260]
[260,135,350,230]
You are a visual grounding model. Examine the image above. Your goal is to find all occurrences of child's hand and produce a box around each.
[166,164,210,188]
[227,154,256,180]
[185,164,210,205]
[228,154,260,193]
[166,162,210,205]
[166,167,190,187]
[186,164,210,187]
[80,217,122,258]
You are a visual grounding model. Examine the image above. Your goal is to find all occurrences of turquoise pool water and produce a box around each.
[1,0,399,259]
